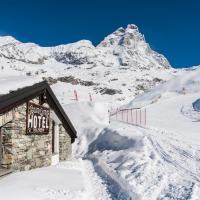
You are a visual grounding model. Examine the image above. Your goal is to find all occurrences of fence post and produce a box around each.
[136,109,137,125]
[74,90,78,101]
[110,107,147,127]
[131,109,133,124]
[108,110,110,123]
[89,93,92,102]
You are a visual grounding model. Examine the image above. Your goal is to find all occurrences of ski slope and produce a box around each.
[146,93,200,144]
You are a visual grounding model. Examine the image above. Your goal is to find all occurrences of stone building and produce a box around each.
[0,81,77,176]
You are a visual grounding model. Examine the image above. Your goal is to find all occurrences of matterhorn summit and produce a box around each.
[98,24,171,69]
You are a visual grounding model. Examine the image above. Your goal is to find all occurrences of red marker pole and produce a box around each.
[89,93,92,102]
[74,90,78,101]
[131,109,133,124]
[127,109,129,123]
[140,109,142,126]
[136,109,137,125]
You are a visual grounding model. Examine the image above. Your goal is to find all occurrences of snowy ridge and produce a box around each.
[125,66,200,109]
[0,24,177,102]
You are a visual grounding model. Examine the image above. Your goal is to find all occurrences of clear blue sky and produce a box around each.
[0,0,199,68]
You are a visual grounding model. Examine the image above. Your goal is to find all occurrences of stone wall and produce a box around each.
[59,125,72,161]
[1,99,52,171]
[0,97,72,171]
[1,122,13,169]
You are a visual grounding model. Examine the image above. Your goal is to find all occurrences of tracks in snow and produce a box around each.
[141,127,200,199]
[144,128,200,183]
[87,156,140,200]
[84,121,200,199]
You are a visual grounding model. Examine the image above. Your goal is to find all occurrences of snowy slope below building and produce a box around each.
[0,160,110,200]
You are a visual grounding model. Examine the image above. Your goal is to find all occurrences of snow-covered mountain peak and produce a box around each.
[127,24,138,30]
[51,39,96,65]
[0,35,20,46]
[54,39,94,50]
[97,24,171,71]
[98,24,144,48]
[71,39,94,48]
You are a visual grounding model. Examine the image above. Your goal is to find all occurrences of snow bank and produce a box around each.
[63,101,109,157]
[0,160,110,200]
[0,162,86,200]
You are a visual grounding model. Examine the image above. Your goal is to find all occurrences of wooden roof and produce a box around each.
[0,81,77,141]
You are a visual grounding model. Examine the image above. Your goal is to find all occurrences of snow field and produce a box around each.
[58,80,200,199]
[0,160,110,200]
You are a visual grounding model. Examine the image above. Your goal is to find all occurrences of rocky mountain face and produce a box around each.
[0,24,179,102]
[98,24,171,69]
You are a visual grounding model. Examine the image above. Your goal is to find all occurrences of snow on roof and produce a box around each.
[0,75,43,95]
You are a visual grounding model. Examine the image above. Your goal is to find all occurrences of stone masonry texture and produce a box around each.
[1,97,72,171]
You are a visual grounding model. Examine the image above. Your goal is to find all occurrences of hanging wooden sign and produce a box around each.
[26,102,50,134]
